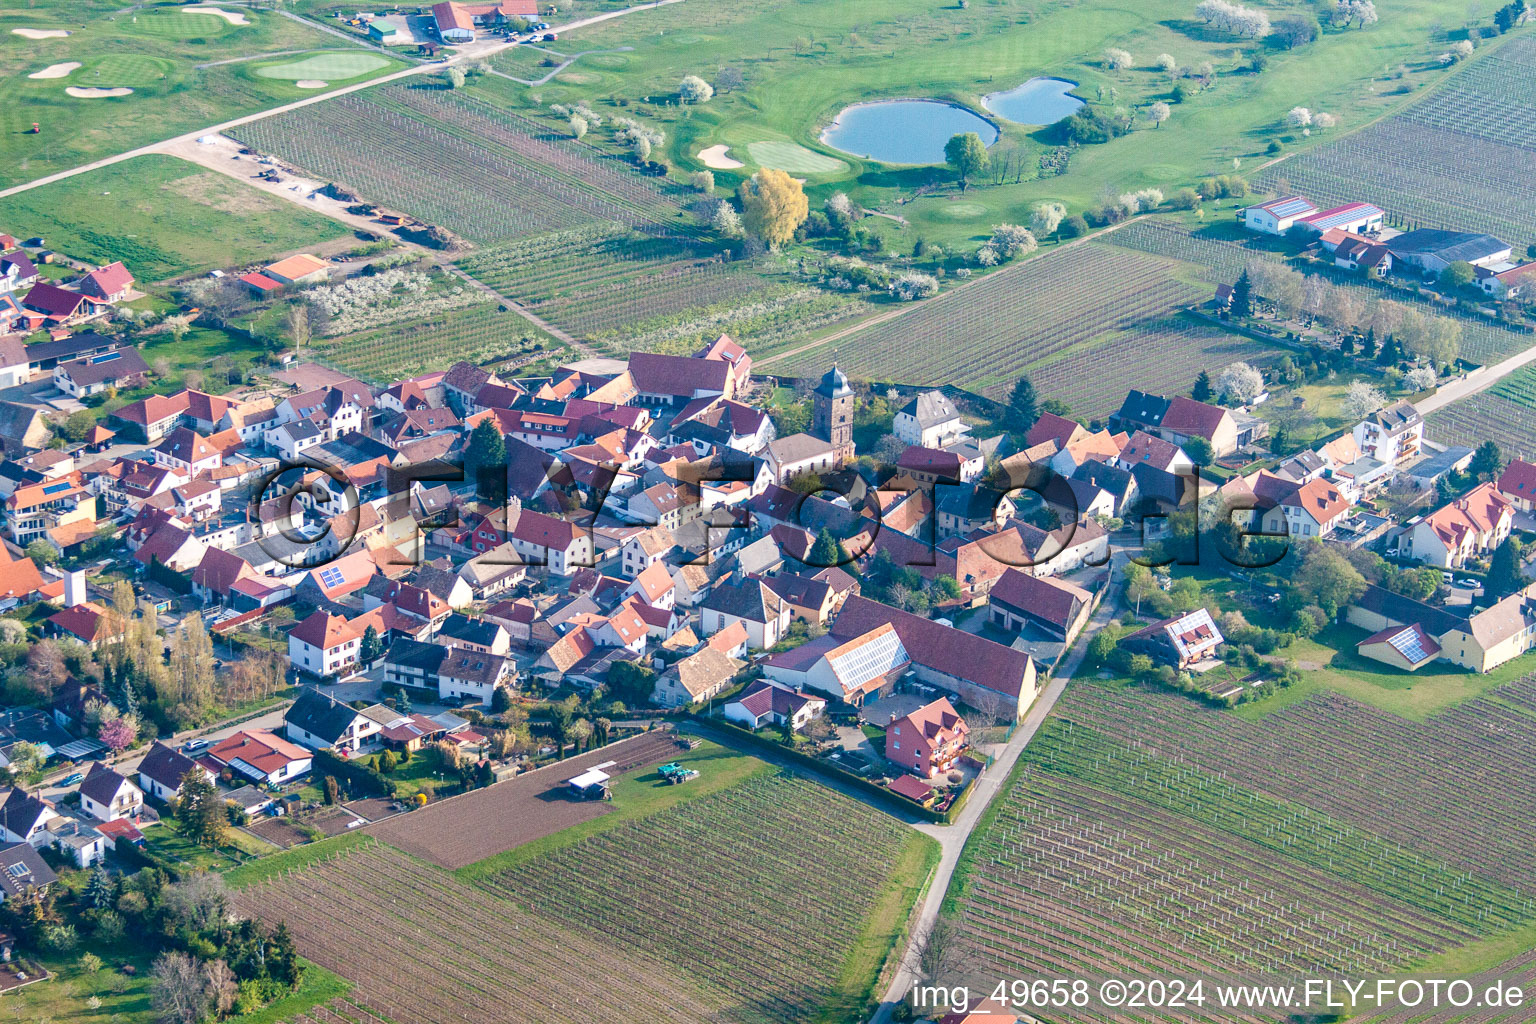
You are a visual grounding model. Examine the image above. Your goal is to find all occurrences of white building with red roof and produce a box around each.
[1497,458,1536,511]
[1403,482,1514,569]
[1241,195,1317,235]
[207,730,312,785]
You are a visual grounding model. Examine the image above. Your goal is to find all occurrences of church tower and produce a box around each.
[812,364,855,462]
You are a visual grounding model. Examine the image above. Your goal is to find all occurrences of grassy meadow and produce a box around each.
[474,0,1501,250]
[0,0,405,186]
[0,153,349,280]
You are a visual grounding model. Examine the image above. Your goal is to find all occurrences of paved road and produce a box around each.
[36,702,293,805]
[867,552,1125,1024]
[1414,341,1536,417]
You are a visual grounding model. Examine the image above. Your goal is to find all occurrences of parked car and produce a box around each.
[1441,572,1455,583]
[183,738,210,753]
[59,772,85,787]
[1456,578,1481,589]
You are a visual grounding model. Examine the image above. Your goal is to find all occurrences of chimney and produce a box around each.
[64,570,86,609]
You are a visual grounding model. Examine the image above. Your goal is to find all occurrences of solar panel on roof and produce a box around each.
[1386,627,1432,664]
[318,566,345,589]
[1268,197,1315,217]
[90,351,122,365]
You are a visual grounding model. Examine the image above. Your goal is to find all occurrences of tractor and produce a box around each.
[657,762,699,785]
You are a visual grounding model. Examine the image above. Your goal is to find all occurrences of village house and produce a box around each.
[1348,582,1536,674]
[700,575,791,649]
[438,646,515,706]
[79,262,134,303]
[1258,475,1351,540]
[893,390,968,449]
[723,679,826,732]
[136,741,215,802]
[1352,401,1422,466]
[987,568,1094,642]
[77,763,143,823]
[652,646,744,708]
[208,730,312,786]
[284,687,384,754]
[886,698,969,779]
[1120,608,1224,669]
[1497,459,1536,511]
[53,348,150,398]
[1400,482,1513,569]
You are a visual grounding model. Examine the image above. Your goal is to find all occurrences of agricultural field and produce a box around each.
[0,153,348,280]
[945,698,1536,1007]
[369,731,682,868]
[228,83,691,244]
[482,771,935,1024]
[232,840,737,1024]
[0,0,403,185]
[237,762,935,1024]
[314,301,561,384]
[771,241,1269,416]
[1427,363,1536,459]
[1259,35,1536,253]
[1101,217,1287,285]
[459,224,870,355]
[1063,684,1536,893]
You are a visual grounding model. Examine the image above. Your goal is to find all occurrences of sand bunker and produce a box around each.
[28,61,80,79]
[698,144,743,170]
[184,6,250,25]
[67,86,133,98]
[295,79,329,89]
[12,28,71,39]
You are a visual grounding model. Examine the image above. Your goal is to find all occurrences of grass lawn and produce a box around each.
[454,739,773,881]
[0,1,404,186]
[493,0,1486,250]
[0,154,349,281]
[6,939,155,1023]
[223,830,374,889]
[142,818,273,871]
[821,831,939,1024]
[4,940,344,1024]
[1229,621,1536,722]
[253,51,390,81]
[1410,919,1536,979]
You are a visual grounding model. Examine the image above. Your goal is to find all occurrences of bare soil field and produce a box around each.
[368,731,681,868]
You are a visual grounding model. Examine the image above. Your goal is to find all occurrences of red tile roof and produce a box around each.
[1159,396,1231,437]
[80,261,133,299]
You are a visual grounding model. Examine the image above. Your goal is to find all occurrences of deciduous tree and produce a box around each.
[737,169,808,248]
[943,132,990,191]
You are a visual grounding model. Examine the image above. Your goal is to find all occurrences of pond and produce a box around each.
[983,77,1084,125]
[820,99,998,165]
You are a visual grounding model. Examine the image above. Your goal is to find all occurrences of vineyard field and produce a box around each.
[772,242,1266,416]
[479,772,932,1024]
[460,225,869,354]
[1062,684,1536,890]
[945,701,1536,1017]
[1428,360,1536,458]
[232,840,735,1024]
[228,84,686,243]
[1258,36,1536,252]
[1101,219,1286,284]
[313,301,562,383]
[1027,317,1272,421]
